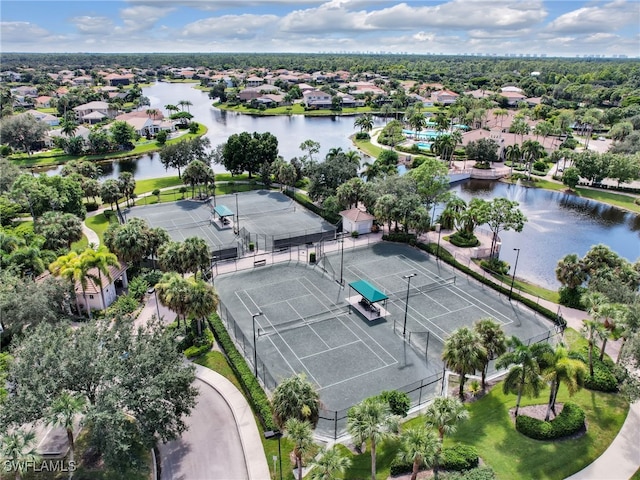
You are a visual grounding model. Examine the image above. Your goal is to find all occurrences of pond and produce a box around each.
[45,82,384,180]
[449,180,640,290]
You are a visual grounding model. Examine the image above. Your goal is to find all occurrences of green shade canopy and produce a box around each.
[214,205,234,217]
[349,279,388,303]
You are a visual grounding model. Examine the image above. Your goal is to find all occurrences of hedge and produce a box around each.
[283,189,341,224]
[569,350,618,392]
[390,444,479,475]
[208,313,276,431]
[449,232,480,248]
[444,467,497,480]
[184,328,214,359]
[515,402,585,440]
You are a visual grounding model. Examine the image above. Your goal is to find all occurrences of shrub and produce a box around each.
[127,276,150,301]
[389,458,412,476]
[184,328,214,359]
[516,402,585,440]
[85,202,99,212]
[351,230,359,238]
[379,390,411,417]
[480,258,510,275]
[355,132,370,140]
[106,293,138,316]
[441,444,479,471]
[570,349,618,392]
[533,160,548,172]
[449,231,480,248]
[444,467,497,480]
[558,286,585,309]
[309,252,316,263]
[382,232,417,245]
[156,129,168,145]
[209,313,276,430]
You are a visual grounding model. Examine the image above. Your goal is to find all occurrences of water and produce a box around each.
[416,142,432,150]
[450,180,640,289]
[44,82,383,180]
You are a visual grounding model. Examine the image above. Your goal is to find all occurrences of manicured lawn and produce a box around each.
[218,103,373,116]
[85,212,118,243]
[574,187,640,213]
[354,136,384,159]
[71,234,89,251]
[474,260,560,303]
[134,176,184,195]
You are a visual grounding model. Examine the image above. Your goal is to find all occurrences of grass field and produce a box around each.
[85,211,119,243]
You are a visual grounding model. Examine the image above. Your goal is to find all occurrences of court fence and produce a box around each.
[237,225,337,253]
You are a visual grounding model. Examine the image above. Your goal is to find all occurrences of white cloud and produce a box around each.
[546,0,639,33]
[182,14,279,39]
[0,21,51,41]
[120,5,174,32]
[70,16,116,35]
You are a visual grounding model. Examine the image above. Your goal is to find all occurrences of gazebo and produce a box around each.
[212,204,234,229]
[347,279,389,321]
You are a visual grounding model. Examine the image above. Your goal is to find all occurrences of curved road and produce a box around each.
[158,377,249,480]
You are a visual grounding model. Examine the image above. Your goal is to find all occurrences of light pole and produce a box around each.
[338,234,345,287]
[252,312,263,377]
[264,430,283,480]
[509,248,520,301]
[153,288,161,320]
[403,273,417,336]
[235,193,240,231]
[435,223,442,259]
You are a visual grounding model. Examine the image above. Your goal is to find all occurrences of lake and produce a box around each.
[450,180,640,290]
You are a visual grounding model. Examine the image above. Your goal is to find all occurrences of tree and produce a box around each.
[424,396,469,479]
[521,140,546,179]
[147,227,170,270]
[608,153,640,187]
[155,272,191,329]
[44,392,86,477]
[186,278,218,335]
[496,337,547,417]
[100,179,124,223]
[178,99,193,112]
[0,429,40,480]
[181,236,210,277]
[118,172,136,207]
[540,344,586,421]
[396,425,439,480]
[354,113,374,134]
[0,113,48,155]
[474,319,507,391]
[299,139,320,163]
[271,373,320,428]
[220,131,278,178]
[285,418,314,480]
[104,218,150,267]
[109,120,136,149]
[561,166,581,190]
[49,251,97,319]
[485,198,526,259]
[2,318,197,472]
[442,327,487,400]
[408,157,450,216]
[34,211,83,251]
[208,80,228,103]
[582,319,606,378]
[309,445,351,480]
[85,246,119,310]
[307,152,358,202]
[347,397,397,480]
[465,138,499,168]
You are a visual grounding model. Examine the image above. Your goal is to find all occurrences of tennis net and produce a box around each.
[258,305,347,336]
[239,203,296,218]
[389,276,456,299]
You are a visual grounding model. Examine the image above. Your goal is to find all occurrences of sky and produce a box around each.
[1,0,639,57]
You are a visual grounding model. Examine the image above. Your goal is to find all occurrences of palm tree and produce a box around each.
[309,446,351,480]
[409,113,427,139]
[582,319,606,378]
[505,144,521,175]
[555,253,587,290]
[347,397,397,480]
[147,227,170,270]
[380,104,394,124]
[181,236,210,277]
[84,246,119,311]
[45,392,86,479]
[155,272,191,329]
[521,140,545,180]
[493,108,508,128]
[442,327,487,400]
[145,108,160,119]
[396,425,439,480]
[164,104,179,116]
[178,100,193,112]
[285,418,314,480]
[354,113,374,134]
[325,147,344,160]
[272,373,320,428]
[0,429,40,480]
[424,396,469,479]
[60,118,79,137]
[474,319,507,391]
[49,251,98,319]
[495,336,547,417]
[187,278,218,335]
[118,172,136,207]
[540,344,586,421]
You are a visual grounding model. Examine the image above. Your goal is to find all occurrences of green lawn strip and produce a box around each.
[194,351,297,480]
[339,438,400,480]
[354,137,384,158]
[217,103,373,116]
[631,467,640,480]
[472,260,560,303]
[574,187,640,213]
[71,234,89,251]
[134,183,265,206]
[85,212,118,243]
[133,176,183,195]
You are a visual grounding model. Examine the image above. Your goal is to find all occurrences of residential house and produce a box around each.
[46,125,91,146]
[23,109,59,126]
[432,90,459,105]
[73,101,116,122]
[116,111,176,134]
[104,73,134,86]
[500,90,527,106]
[238,85,281,102]
[35,95,53,108]
[303,89,332,109]
[0,71,22,81]
[246,76,264,87]
[10,85,38,97]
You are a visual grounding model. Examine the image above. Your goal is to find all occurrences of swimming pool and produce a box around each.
[416,142,432,150]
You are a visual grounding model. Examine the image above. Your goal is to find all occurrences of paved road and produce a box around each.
[158,378,249,480]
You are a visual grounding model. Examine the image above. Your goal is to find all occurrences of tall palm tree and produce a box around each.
[555,253,587,290]
[474,319,507,391]
[50,251,98,319]
[582,319,606,378]
[309,446,351,480]
[181,236,210,277]
[495,336,547,417]
[118,172,136,207]
[187,279,218,335]
[380,104,393,124]
[409,113,427,139]
[285,418,314,480]
[60,118,79,137]
[521,140,545,179]
[354,113,374,134]
[45,392,86,479]
[598,303,625,361]
[164,104,179,116]
[147,227,170,270]
[82,247,118,311]
[505,144,521,175]
[442,327,487,400]
[178,100,193,112]
[325,147,344,161]
[540,344,586,421]
[272,373,320,428]
[155,272,191,328]
[396,425,439,480]
[424,396,469,479]
[347,397,397,480]
[0,429,40,480]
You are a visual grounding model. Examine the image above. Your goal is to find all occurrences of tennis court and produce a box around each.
[214,242,555,415]
[127,190,335,256]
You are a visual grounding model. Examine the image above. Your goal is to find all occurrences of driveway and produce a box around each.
[158,378,249,480]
